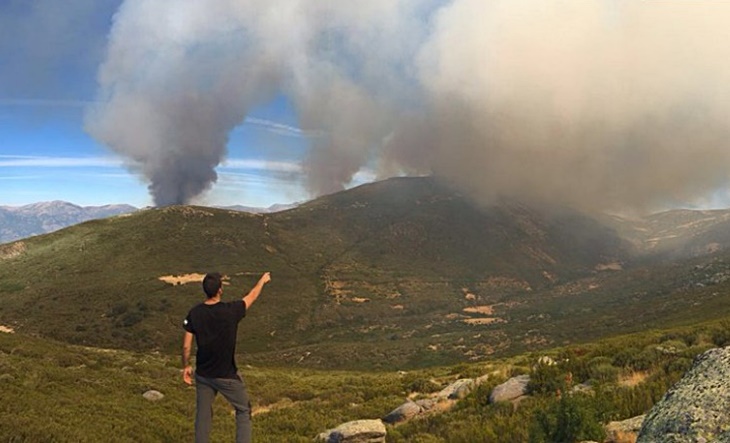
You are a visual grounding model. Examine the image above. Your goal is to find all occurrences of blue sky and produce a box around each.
[0,97,313,207]
[0,1,322,208]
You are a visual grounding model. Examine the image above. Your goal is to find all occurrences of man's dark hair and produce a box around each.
[202,272,223,298]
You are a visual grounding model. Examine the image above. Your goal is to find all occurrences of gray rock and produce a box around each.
[638,347,730,443]
[142,390,164,401]
[605,414,644,443]
[414,398,437,412]
[571,382,593,394]
[437,378,475,400]
[382,400,422,424]
[316,419,386,443]
[489,374,530,403]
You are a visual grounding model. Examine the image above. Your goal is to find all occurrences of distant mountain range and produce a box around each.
[0,201,299,244]
[0,201,138,244]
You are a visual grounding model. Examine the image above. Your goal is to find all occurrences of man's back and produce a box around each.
[184,301,246,378]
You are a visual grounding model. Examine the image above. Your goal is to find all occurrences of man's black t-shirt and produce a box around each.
[183,301,246,379]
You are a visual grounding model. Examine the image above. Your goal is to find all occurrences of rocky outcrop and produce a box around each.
[316,419,386,443]
[637,347,730,443]
[489,374,530,403]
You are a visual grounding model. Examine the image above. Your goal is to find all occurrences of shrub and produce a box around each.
[528,362,565,395]
[402,374,440,394]
[530,394,606,443]
[711,324,730,347]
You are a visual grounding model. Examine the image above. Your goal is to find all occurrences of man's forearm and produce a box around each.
[182,349,191,367]
[243,272,271,309]
[242,280,265,308]
[182,332,193,367]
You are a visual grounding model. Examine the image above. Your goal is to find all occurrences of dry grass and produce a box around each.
[618,371,649,388]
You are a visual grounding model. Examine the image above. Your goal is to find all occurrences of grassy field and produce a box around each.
[3,316,729,442]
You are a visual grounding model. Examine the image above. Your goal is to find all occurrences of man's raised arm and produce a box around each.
[243,272,271,310]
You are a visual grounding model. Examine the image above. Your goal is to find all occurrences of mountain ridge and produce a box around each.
[0,201,300,244]
[2,177,730,369]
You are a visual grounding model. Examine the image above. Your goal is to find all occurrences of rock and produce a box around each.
[571,382,593,394]
[382,400,422,424]
[414,398,437,412]
[637,347,730,443]
[316,419,386,443]
[142,390,164,401]
[605,415,644,443]
[489,374,530,403]
[475,374,490,386]
[437,378,475,400]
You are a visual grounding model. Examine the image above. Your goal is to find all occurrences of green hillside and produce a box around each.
[1,177,730,369]
[3,319,729,442]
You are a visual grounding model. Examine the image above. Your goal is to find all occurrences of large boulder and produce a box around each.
[437,378,475,400]
[638,347,730,443]
[382,400,422,424]
[317,419,386,443]
[489,375,530,403]
[605,415,644,443]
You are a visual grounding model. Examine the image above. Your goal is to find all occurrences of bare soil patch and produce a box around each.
[463,306,495,315]
[159,273,230,286]
[0,241,26,260]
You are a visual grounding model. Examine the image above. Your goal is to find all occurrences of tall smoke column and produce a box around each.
[87,0,730,211]
[85,0,289,206]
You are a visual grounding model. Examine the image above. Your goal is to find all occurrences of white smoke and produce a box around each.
[87,0,730,211]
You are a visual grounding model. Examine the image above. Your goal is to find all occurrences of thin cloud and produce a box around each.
[0,155,123,168]
[0,98,92,108]
[242,117,326,139]
[0,175,45,180]
[220,158,303,174]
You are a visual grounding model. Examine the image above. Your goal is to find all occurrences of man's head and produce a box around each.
[202,272,223,298]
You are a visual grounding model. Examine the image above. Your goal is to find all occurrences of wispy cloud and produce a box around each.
[242,117,325,139]
[220,158,303,173]
[0,154,304,175]
[0,175,45,180]
[0,155,122,168]
[0,98,92,108]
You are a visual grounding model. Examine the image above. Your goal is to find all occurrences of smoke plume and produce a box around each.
[87,0,730,211]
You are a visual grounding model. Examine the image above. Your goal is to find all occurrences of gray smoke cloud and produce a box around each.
[87,0,730,211]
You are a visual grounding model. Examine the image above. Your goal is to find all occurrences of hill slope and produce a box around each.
[1,177,729,369]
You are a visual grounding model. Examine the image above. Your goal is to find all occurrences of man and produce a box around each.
[182,271,271,443]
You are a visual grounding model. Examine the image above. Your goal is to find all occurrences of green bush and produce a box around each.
[530,394,606,443]
[588,357,619,383]
[528,362,565,395]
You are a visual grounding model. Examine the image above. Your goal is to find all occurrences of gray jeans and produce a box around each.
[195,373,252,443]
